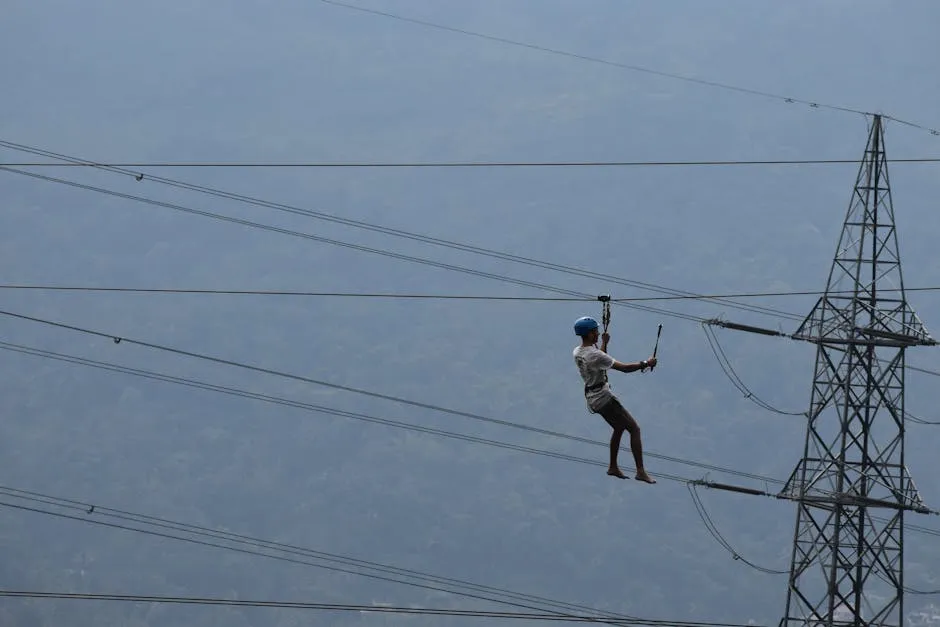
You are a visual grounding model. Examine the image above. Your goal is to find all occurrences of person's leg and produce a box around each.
[598,400,628,479]
[599,399,655,484]
[618,404,656,484]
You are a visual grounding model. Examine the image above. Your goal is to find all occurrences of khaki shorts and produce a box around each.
[596,397,630,431]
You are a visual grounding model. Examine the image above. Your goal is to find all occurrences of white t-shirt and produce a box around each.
[573,344,615,411]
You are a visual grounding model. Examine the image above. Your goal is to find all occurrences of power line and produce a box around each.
[0,139,804,322]
[0,341,658,479]
[8,281,940,378]
[904,411,940,426]
[0,492,641,625]
[9,285,940,383]
[906,363,940,378]
[6,284,939,381]
[7,144,940,371]
[0,484,867,623]
[0,489,642,624]
[3,340,937,593]
[2,158,940,168]
[6,282,940,378]
[701,323,939,426]
[0,165,709,324]
[686,483,788,575]
[1,152,932,490]
[316,0,940,137]
[0,156,797,322]
[6,478,940,606]
[0,335,765,486]
[0,590,762,625]
[0,482,810,622]
[0,284,590,301]
[3,283,940,302]
[701,323,807,417]
[5,320,932,512]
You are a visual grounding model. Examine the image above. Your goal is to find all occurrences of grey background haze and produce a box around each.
[2,1,939,625]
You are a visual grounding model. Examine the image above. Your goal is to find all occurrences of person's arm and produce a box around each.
[600,332,657,372]
[611,356,658,373]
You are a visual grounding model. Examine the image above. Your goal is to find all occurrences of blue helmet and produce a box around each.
[574,316,599,336]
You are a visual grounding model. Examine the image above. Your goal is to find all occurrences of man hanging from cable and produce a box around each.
[572,300,657,483]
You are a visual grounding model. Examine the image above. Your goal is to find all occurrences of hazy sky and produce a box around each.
[2,2,939,626]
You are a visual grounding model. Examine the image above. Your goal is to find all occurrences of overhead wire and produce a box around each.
[902,585,940,596]
[906,363,940,378]
[2,158,940,168]
[701,322,939,424]
[0,590,763,626]
[686,483,788,575]
[5,318,935,507]
[4,295,936,429]
[904,411,940,426]
[872,571,940,596]
[0,285,587,301]
[0,164,707,324]
[6,283,940,407]
[6,333,936,517]
[5,279,940,380]
[315,0,940,137]
[0,334,765,486]
[0,490,643,625]
[0,139,804,322]
[0,161,797,323]
[4,283,940,301]
[0,341,665,478]
[2,338,937,589]
[1,169,935,452]
[6,282,940,387]
[6,480,940,605]
[0,173,928,506]
[0,333,878,582]
[701,323,808,417]
[10,140,940,360]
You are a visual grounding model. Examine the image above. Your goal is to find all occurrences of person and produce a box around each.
[572,316,657,483]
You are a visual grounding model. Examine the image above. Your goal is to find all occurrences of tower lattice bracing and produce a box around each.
[779,115,934,627]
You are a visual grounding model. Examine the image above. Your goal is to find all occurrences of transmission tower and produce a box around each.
[779,114,935,627]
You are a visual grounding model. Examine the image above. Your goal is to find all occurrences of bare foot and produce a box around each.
[635,470,657,484]
[607,467,628,479]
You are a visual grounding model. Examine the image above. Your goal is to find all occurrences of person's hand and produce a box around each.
[601,332,610,344]
[646,357,657,369]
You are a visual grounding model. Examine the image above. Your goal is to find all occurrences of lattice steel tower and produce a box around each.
[779,114,935,627]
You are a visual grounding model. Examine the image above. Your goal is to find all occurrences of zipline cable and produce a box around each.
[6,283,940,383]
[2,284,940,301]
